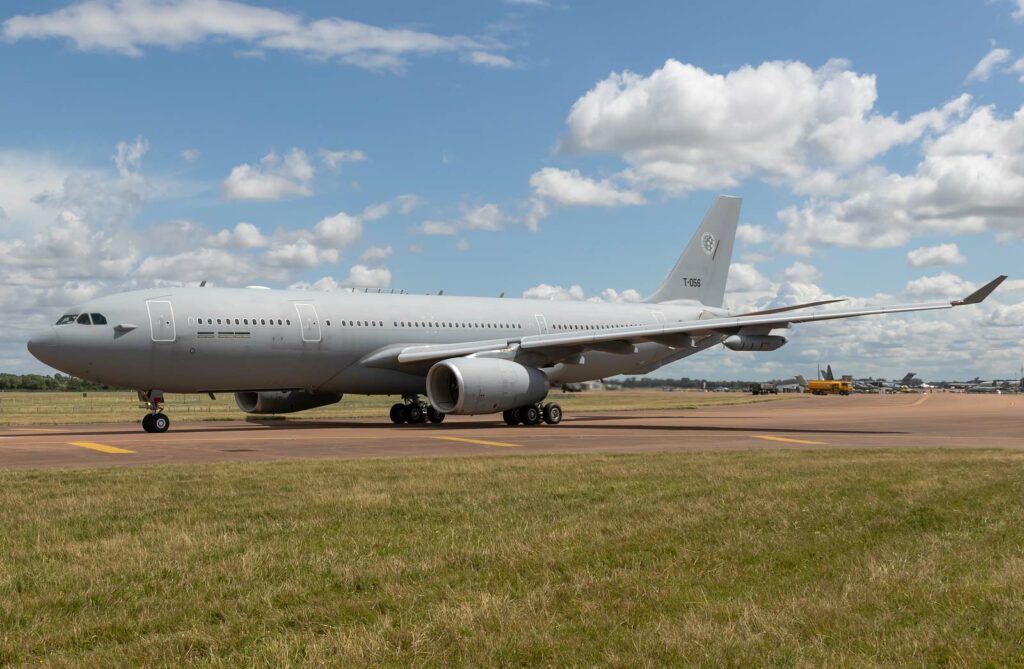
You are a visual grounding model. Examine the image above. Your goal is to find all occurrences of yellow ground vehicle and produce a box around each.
[807,380,853,396]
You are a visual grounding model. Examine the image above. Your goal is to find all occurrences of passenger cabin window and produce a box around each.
[76,314,91,325]
[90,313,107,325]
[56,314,77,325]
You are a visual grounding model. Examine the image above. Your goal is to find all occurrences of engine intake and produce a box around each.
[426,357,549,415]
[723,334,788,352]
[234,390,343,414]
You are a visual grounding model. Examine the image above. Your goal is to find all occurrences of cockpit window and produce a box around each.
[76,314,92,325]
[56,314,77,325]
[90,313,107,325]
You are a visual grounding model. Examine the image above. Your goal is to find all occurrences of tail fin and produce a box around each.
[643,195,741,306]
[795,375,807,386]
[825,365,835,381]
[901,373,915,384]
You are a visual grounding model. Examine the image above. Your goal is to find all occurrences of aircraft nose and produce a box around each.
[27,328,60,365]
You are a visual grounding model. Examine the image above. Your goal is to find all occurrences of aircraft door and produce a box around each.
[534,314,549,334]
[294,303,322,343]
[146,300,176,342]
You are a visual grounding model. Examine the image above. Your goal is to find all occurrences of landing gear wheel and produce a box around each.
[543,403,562,425]
[150,413,170,433]
[390,403,406,424]
[503,408,522,426]
[522,404,543,426]
[426,406,445,424]
[141,414,155,432]
[404,403,424,424]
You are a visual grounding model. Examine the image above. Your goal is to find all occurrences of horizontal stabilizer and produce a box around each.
[736,298,846,318]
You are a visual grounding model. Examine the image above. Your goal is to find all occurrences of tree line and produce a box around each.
[0,374,118,391]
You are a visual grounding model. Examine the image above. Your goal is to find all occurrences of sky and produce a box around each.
[1,0,1023,382]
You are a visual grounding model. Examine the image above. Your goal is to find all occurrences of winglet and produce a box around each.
[953,275,1007,306]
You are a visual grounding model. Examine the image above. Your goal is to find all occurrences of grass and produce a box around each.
[0,389,790,425]
[2,449,1024,667]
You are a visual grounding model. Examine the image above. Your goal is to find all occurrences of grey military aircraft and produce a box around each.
[27,196,1007,432]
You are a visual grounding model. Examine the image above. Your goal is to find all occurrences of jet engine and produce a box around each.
[234,390,343,414]
[426,357,549,415]
[723,334,787,352]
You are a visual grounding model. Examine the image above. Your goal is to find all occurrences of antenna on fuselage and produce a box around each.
[499,292,505,298]
[199,280,207,287]
[439,290,444,295]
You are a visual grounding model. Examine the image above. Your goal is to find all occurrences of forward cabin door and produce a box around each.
[146,300,176,342]
[534,314,549,335]
[294,303,322,343]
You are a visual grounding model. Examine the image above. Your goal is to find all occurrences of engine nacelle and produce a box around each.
[723,334,788,352]
[234,390,343,414]
[426,357,549,415]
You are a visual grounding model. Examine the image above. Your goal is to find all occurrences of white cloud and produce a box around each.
[559,58,969,193]
[319,148,366,170]
[1014,0,1024,21]
[181,148,200,162]
[113,136,148,177]
[359,245,393,262]
[522,283,643,302]
[906,243,966,268]
[522,283,586,301]
[904,272,976,299]
[966,47,1011,83]
[419,221,458,235]
[342,264,391,288]
[313,211,362,248]
[207,222,268,249]
[263,238,332,269]
[1010,57,1024,82]
[223,148,315,201]
[526,167,645,230]
[736,224,770,244]
[2,0,508,72]
[136,247,257,283]
[455,238,470,251]
[726,263,774,293]
[464,51,514,68]
[783,261,822,284]
[776,105,1024,253]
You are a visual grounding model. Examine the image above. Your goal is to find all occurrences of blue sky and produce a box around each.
[1,0,1023,380]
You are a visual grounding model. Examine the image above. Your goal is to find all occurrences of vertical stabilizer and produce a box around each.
[644,196,741,307]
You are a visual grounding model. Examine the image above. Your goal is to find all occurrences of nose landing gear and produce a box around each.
[138,389,170,433]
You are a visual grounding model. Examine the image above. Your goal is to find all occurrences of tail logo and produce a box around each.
[701,232,716,255]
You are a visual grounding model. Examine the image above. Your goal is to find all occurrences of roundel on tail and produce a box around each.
[701,232,716,255]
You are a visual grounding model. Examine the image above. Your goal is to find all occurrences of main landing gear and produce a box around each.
[503,402,562,427]
[138,389,170,433]
[390,397,445,425]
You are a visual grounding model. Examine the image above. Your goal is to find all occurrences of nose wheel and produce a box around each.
[142,413,170,433]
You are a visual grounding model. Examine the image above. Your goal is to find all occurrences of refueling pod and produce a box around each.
[723,334,788,352]
[427,357,549,415]
[234,390,343,414]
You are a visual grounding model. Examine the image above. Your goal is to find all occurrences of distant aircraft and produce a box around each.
[776,375,808,393]
[26,196,1007,432]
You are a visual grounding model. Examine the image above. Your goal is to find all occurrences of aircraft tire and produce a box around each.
[426,406,445,424]
[141,414,155,432]
[404,403,423,423]
[151,413,170,433]
[503,409,522,426]
[542,403,562,425]
[522,404,543,426]
[389,403,406,424]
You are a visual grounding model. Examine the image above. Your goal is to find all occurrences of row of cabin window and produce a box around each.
[190,317,295,327]
[390,321,522,329]
[554,323,638,331]
[55,313,107,325]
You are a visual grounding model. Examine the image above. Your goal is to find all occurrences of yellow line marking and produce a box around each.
[432,436,521,449]
[912,395,930,406]
[9,427,65,432]
[68,441,135,454]
[753,435,828,445]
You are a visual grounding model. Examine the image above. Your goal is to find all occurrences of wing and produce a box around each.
[395,275,1007,365]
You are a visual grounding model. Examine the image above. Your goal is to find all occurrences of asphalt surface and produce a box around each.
[0,393,1020,469]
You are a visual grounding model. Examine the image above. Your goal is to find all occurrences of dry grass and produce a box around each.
[0,390,790,425]
[2,449,1024,667]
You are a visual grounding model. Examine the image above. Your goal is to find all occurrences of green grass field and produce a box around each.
[2,449,1024,667]
[0,389,789,425]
